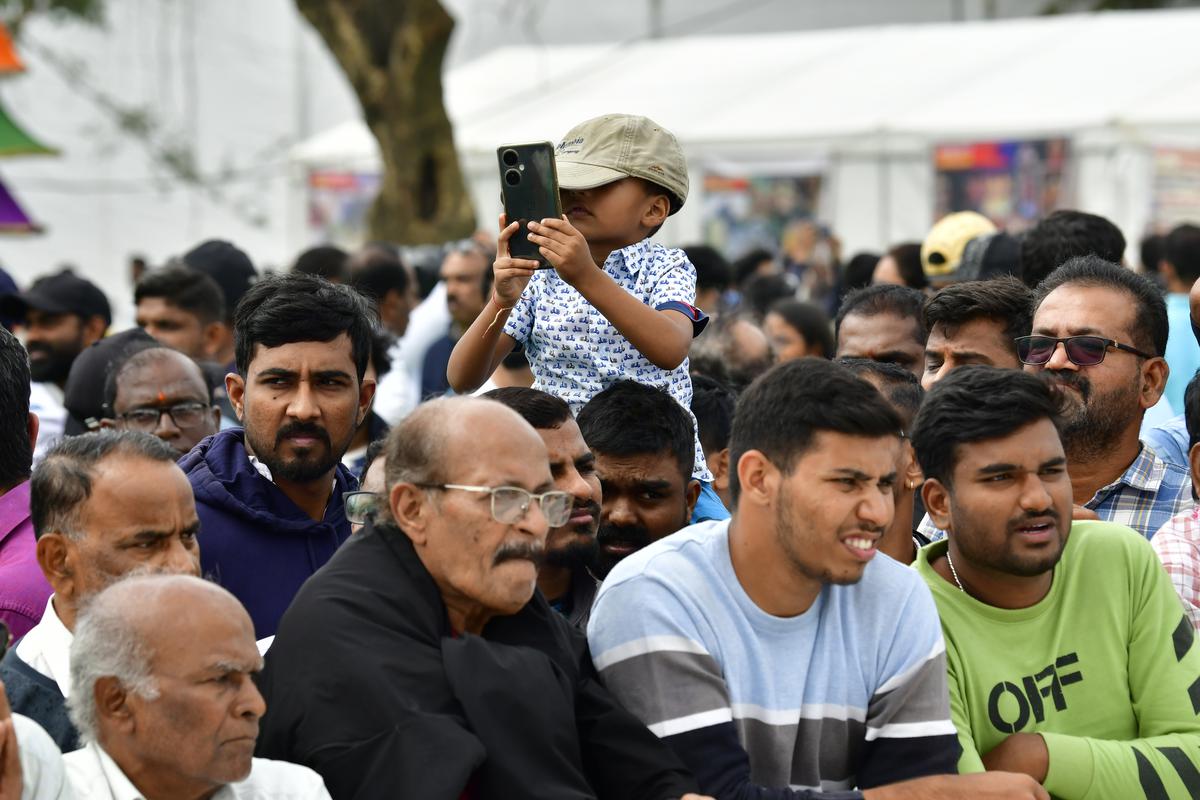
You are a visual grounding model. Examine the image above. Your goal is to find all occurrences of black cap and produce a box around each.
[0,270,112,326]
[182,240,257,321]
[62,328,157,435]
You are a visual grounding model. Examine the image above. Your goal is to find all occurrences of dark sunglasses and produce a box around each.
[1014,335,1156,367]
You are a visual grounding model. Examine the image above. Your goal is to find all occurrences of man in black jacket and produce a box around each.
[256,396,709,800]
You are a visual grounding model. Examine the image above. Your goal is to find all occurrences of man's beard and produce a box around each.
[952,508,1066,579]
[594,523,653,578]
[246,420,344,483]
[1046,370,1141,463]
[544,535,600,572]
[27,338,83,384]
[775,483,876,587]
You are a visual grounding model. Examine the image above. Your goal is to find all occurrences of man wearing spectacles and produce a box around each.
[1022,255,1191,539]
[256,396,711,800]
[100,346,220,457]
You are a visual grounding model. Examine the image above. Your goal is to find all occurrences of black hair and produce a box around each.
[1033,254,1167,357]
[683,245,733,293]
[841,252,881,294]
[134,266,226,325]
[1019,210,1126,289]
[912,366,1064,487]
[690,374,736,455]
[729,359,902,503]
[0,327,31,489]
[1165,224,1200,286]
[885,242,928,290]
[292,245,350,283]
[836,357,924,431]
[360,438,388,485]
[922,275,1033,356]
[234,272,375,380]
[741,273,797,321]
[577,380,695,481]
[1140,233,1164,276]
[483,386,572,430]
[733,248,775,287]
[349,251,409,306]
[31,431,178,539]
[835,284,927,345]
[767,299,835,358]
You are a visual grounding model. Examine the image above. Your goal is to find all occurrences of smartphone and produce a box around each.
[497,141,562,268]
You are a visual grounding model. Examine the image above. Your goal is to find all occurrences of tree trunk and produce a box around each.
[296,0,475,244]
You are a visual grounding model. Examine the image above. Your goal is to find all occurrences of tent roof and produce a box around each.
[292,9,1200,168]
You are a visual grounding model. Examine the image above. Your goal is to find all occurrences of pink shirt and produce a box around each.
[1152,505,1200,633]
[0,481,52,641]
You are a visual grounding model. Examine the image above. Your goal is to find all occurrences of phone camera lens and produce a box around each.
[501,149,519,167]
[504,169,521,186]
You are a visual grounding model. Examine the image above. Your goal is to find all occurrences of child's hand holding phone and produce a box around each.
[493,212,539,309]
[527,217,598,287]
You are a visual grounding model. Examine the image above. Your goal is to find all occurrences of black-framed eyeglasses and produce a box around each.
[117,402,211,431]
[416,483,572,528]
[1014,335,1156,367]
[343,491,383,525]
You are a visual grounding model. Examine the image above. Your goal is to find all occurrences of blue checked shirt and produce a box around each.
[920,442,1194,542]
[503,238,712,481]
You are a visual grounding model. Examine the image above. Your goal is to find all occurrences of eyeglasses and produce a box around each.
[117,402,211,431]
[343,491,383,525]
[1014,335,1156,367]
[416,483,573,528]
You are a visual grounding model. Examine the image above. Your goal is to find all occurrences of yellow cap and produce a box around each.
[921,211,998,283]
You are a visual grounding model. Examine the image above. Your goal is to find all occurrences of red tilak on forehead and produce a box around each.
[157,391,167,403]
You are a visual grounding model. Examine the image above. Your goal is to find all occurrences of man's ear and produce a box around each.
[95,676,136,734]
[390,483,430,543]
[81,315,107,347]
[903,440,924,491]
[36,534,73,594]
[685,479,701,520]
[201,322,225,360]
[710,448,731,493]
[735,450,779,509]
[27,412,38,452]
[1139,357,1169,410]
[921,478,953,532]
[357,378,378,425]
[225,373,246,422]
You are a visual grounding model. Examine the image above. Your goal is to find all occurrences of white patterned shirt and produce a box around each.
[503,238,712,480]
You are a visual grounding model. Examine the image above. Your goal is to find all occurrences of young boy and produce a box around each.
[447,114,721,506]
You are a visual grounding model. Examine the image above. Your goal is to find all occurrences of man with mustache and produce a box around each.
[257,397,711,800]
[486,386,602,627]
[0,431,201,752]
[913,366,1200,799]
[578,380,701,578]
[0,271,110,461]
[180,273,376,637]
[1023,255,1191,538]
[589,359,1047,799]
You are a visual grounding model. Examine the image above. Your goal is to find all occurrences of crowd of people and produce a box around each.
[0,112,1198,799]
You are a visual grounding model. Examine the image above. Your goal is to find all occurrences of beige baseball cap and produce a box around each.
[921,211,998,284]
[554,114,688,215]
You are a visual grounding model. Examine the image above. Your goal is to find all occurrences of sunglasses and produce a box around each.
[1014,335,1156,367]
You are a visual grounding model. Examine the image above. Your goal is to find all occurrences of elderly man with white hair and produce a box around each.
[61,574,329,800]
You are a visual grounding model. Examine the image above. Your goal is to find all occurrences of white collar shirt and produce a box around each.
[63,742,332,800]
[15,595,74,696]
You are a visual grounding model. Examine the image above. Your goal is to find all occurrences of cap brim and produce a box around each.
[0,291,72,317]
[555,160,629,191]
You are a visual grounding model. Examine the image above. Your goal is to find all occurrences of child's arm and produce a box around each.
[446,215,533,393]
[528,218,693,370]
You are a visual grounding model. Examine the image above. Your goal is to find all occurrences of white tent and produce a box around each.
[290,9,1200,256]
